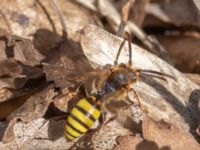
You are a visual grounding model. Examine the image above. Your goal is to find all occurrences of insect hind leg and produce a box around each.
[88,112,106,133]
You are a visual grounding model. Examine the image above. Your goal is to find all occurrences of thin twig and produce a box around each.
[50,0,68,39]
[116,0,135,37]
[35,0,57,33]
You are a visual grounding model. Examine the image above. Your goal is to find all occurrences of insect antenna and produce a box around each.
[126,32,132,66]
[138,69,177,81]
[114,32,132,66]
[114,38,126,65]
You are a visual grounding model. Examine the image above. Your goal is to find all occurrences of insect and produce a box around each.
[64,33,176,141]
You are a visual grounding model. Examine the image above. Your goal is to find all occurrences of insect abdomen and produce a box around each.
[65,96,101,140]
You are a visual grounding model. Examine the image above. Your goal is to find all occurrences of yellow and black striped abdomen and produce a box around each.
[65,96,101,140]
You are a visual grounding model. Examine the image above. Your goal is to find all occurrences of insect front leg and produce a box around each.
[128,87,148,113]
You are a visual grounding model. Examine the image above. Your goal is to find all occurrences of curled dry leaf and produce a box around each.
[0,28,44,91]
[0,28,44,66]
[147,0,200,29]
[142,116,200,150]
[81,24,200,136]
[0,59,43,89]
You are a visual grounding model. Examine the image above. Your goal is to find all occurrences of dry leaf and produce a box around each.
[0,0,100,42]
[0,28,44,66]
[0,59,43,89]
[147,0,200,28]
[186,74,200,86]
[0,118,132,149]
[81,24,200,136]
[114,135,143,150]
[2,84,56,142]
[158,33,200,73]
[0,118,73,150]
[142,116,200,150]
[43,40,93,89]
[193,0,200,11]
[0,87,46,120]
[0,1,199,149]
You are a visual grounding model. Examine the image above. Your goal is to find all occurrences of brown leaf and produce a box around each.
[1,118,72,149]
[43,39,94,89]
[0,84,53,120]
[193,0,200,11]
[2,84,57,142]
[81,24,200,136]
[142,116,200,150]
[147,0,200,29]
[0,0,100,41]
[114,135,143,150]
[0,29,44,66]
[7,84,56,122]
[0,59,43,89]
[1,117,132,149]
[158,33,200,73]
[186,74,200,86]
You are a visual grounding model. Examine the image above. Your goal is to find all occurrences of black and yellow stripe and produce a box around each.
[65,96,101,140]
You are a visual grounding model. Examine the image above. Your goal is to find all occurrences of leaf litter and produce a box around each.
[0,0,199,149]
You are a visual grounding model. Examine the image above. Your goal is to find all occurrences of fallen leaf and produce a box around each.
[147,0,200,29]
[186,74,200,86]
[158,33,200,73]
[43,40,93,89]
[81,24,200,137]
[142,116,200,150]
[0,59,43,89]
[0,28,44,66]
[2,84,56,142]
[114,135,143,150]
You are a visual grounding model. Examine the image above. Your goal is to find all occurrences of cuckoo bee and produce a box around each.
[64,33,176,141]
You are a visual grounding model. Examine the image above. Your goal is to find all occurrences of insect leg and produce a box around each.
[88,112,106,132]
[129,88,148,113]
[102,103,118,125]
